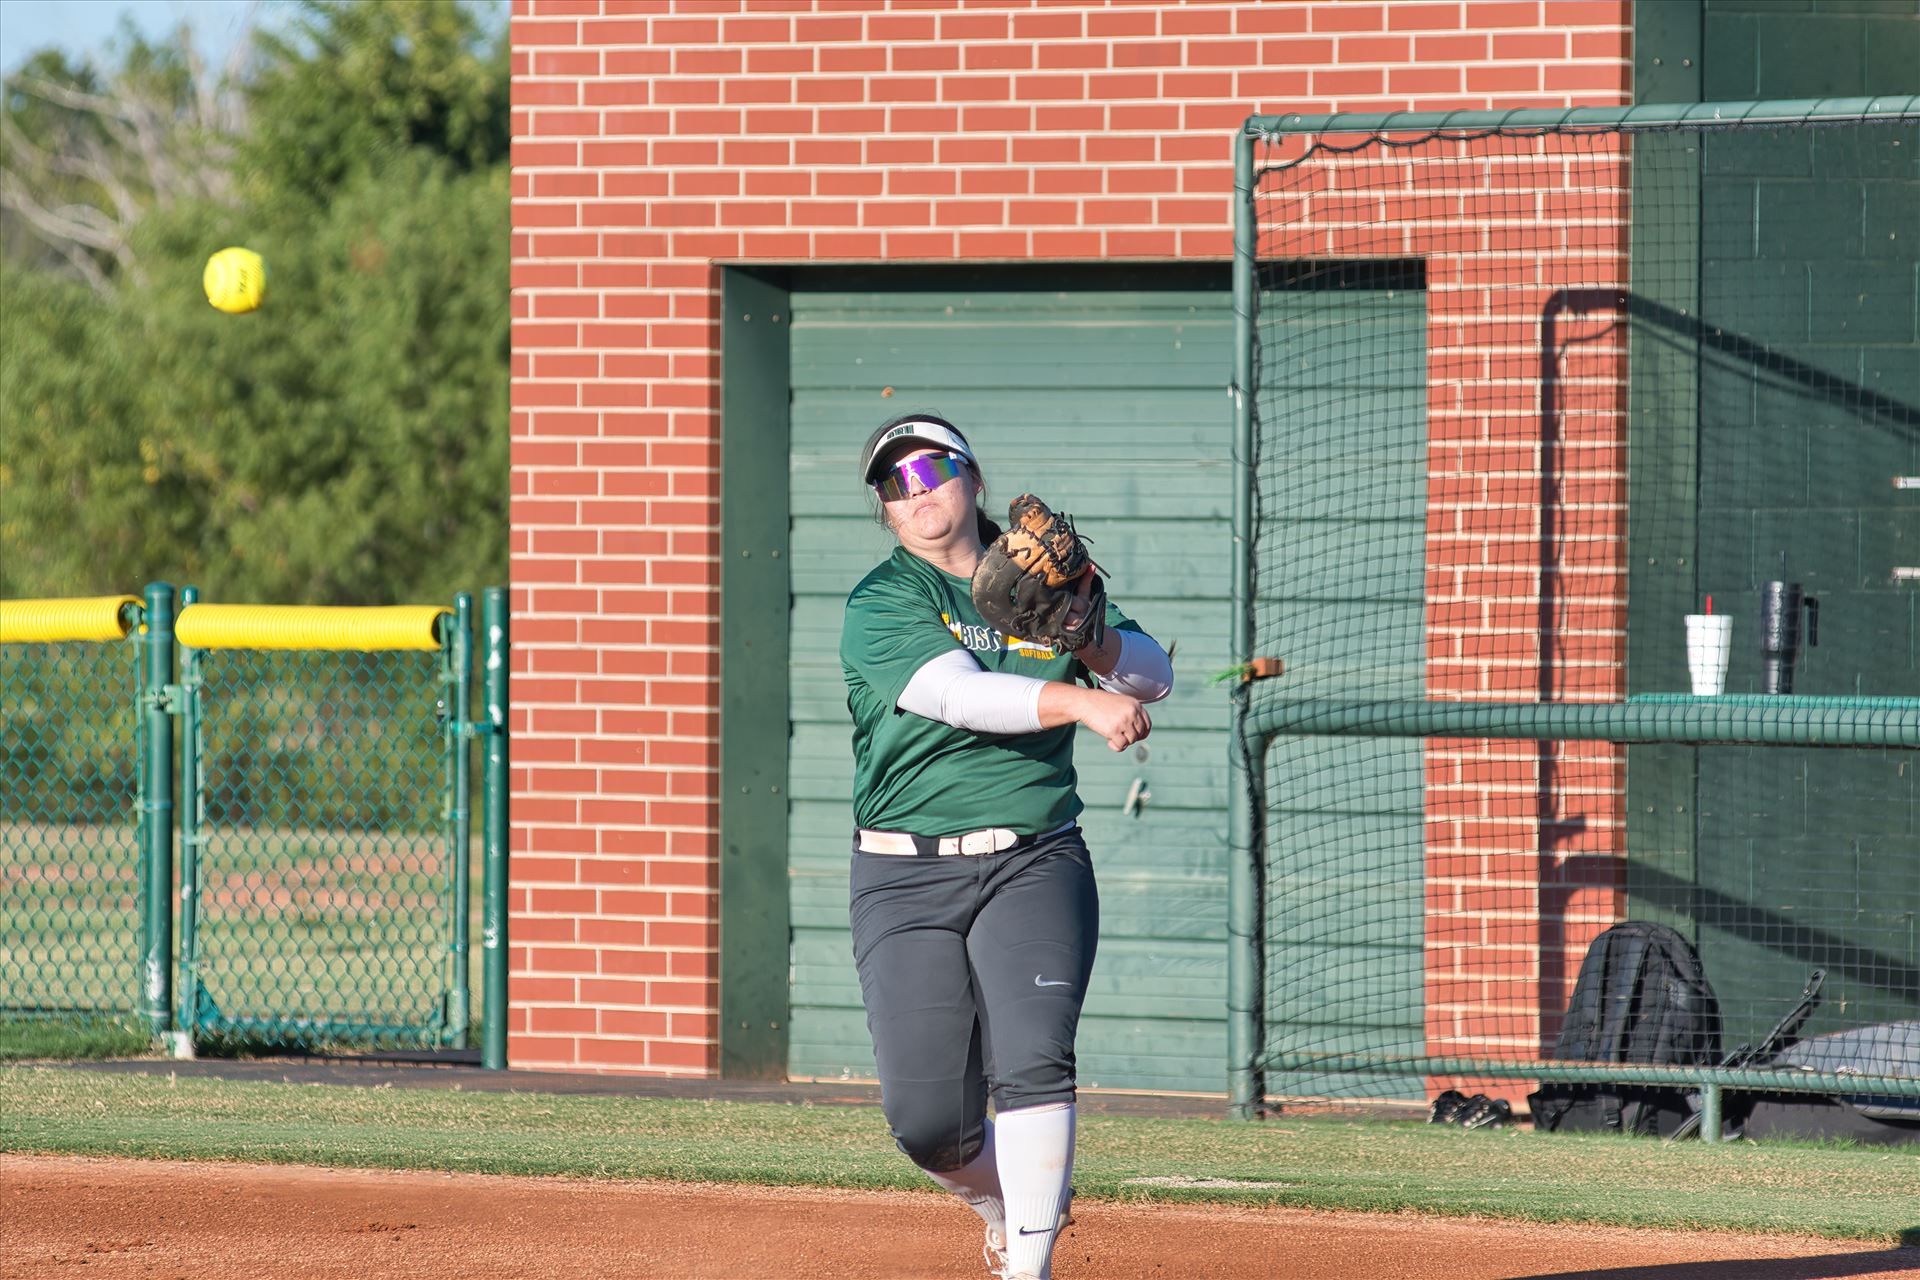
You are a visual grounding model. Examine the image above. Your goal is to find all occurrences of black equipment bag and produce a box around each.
[1667,969,1826,1142]
[1529,921,1722,1137]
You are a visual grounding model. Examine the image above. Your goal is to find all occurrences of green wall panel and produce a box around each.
[1628,2,1920,1045]
[1692,38,1919,1048]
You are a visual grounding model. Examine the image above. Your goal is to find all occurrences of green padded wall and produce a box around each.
[1693,3,1920,1048]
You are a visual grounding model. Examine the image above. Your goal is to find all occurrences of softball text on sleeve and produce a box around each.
[841,545,1137,837]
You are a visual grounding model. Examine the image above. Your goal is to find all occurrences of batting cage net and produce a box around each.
[1235,98,1919,1129]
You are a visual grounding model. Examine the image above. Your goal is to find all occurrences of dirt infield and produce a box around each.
[6,1155,1918,1279]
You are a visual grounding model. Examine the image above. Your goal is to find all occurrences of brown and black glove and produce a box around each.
[970,494,1106,652]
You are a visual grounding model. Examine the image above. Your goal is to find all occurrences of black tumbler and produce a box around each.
[1759,581,1818,695]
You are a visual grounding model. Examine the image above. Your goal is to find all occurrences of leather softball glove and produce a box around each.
[970,494,1106,652]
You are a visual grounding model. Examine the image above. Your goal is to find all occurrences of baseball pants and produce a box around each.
[848,825,1099,1173]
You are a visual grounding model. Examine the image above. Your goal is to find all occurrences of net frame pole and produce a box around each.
[1227,124,1261,1120]
[1245,94,1920,139]
[446,593,475,1048]
[1259,1052,1920,1098]
[175,585,205,1051]
[1248,698,1920,749]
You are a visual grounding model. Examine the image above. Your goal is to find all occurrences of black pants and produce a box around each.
[848,825,1098,1173]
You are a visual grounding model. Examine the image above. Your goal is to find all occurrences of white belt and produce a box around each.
[856,821,1073,857]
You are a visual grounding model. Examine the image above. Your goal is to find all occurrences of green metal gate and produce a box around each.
[175,593,472,1048]
[1,586,511,1063]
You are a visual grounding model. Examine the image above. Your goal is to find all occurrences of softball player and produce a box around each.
[840,414,1174,1280]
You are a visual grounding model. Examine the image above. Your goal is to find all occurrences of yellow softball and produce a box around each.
[203,246,266,314]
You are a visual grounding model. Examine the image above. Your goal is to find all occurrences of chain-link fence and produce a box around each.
[1,587,510,1061]
[1,598,147,1029]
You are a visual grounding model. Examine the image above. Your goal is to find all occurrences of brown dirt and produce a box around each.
[4,1154,1916,1280]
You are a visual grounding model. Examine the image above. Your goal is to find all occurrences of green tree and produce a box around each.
[244,0,508,210]
[1,23,246,292]
[1,0,507,607]
[0,263,153,591]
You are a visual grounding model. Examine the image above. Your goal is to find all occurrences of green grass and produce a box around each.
[0,1020,152,1062]
[4,1066,1917,1244]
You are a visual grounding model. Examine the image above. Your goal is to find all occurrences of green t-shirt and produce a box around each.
[841,545,1136,837]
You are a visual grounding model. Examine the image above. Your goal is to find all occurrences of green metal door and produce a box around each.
[784,267,1235,1091]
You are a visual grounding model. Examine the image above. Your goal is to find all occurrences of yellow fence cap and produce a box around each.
[176,604,451,652]
[0,596,142,644]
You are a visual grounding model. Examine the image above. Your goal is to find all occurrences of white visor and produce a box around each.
[861,420,976,483]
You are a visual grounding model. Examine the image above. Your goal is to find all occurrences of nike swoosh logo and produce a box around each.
[1034,976,1073,988]
[1018,1226,1057,1236]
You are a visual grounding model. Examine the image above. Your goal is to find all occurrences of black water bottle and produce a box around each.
[1759,580,1819,695]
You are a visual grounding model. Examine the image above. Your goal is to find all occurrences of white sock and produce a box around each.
[923,1116,1005,1242]
[995,1102,1075,1280]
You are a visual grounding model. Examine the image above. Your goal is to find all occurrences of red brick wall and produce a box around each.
[508,0,1633,1076]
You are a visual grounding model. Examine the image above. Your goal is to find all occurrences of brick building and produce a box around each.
[505,0,1911,1087]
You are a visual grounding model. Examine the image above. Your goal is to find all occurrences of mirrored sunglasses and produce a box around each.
[873,452,968,502]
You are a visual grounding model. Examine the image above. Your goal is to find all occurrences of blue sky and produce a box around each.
[0,0,264,72]
[2,0,506,74]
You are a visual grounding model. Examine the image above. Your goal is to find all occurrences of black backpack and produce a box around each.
[1529,921,1722,1137]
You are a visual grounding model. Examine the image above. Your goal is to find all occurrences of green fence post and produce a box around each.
[139,582,176,1038]
[480,588,510,1070]
[446,594,474,1048]
[1700,1082,1723,1145]
[173,585,202,1054]
[1227,123,1263,1120]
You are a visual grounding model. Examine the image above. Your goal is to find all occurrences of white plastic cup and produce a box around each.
[1684,615,1733,696]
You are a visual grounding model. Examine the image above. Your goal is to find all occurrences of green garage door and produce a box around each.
[784,268,1235,1092]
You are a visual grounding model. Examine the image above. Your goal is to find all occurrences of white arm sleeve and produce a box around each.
[896,649,1047,735]
[1093,630,1175,703]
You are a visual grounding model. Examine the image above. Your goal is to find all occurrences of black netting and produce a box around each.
[1245,113,1919,1118]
